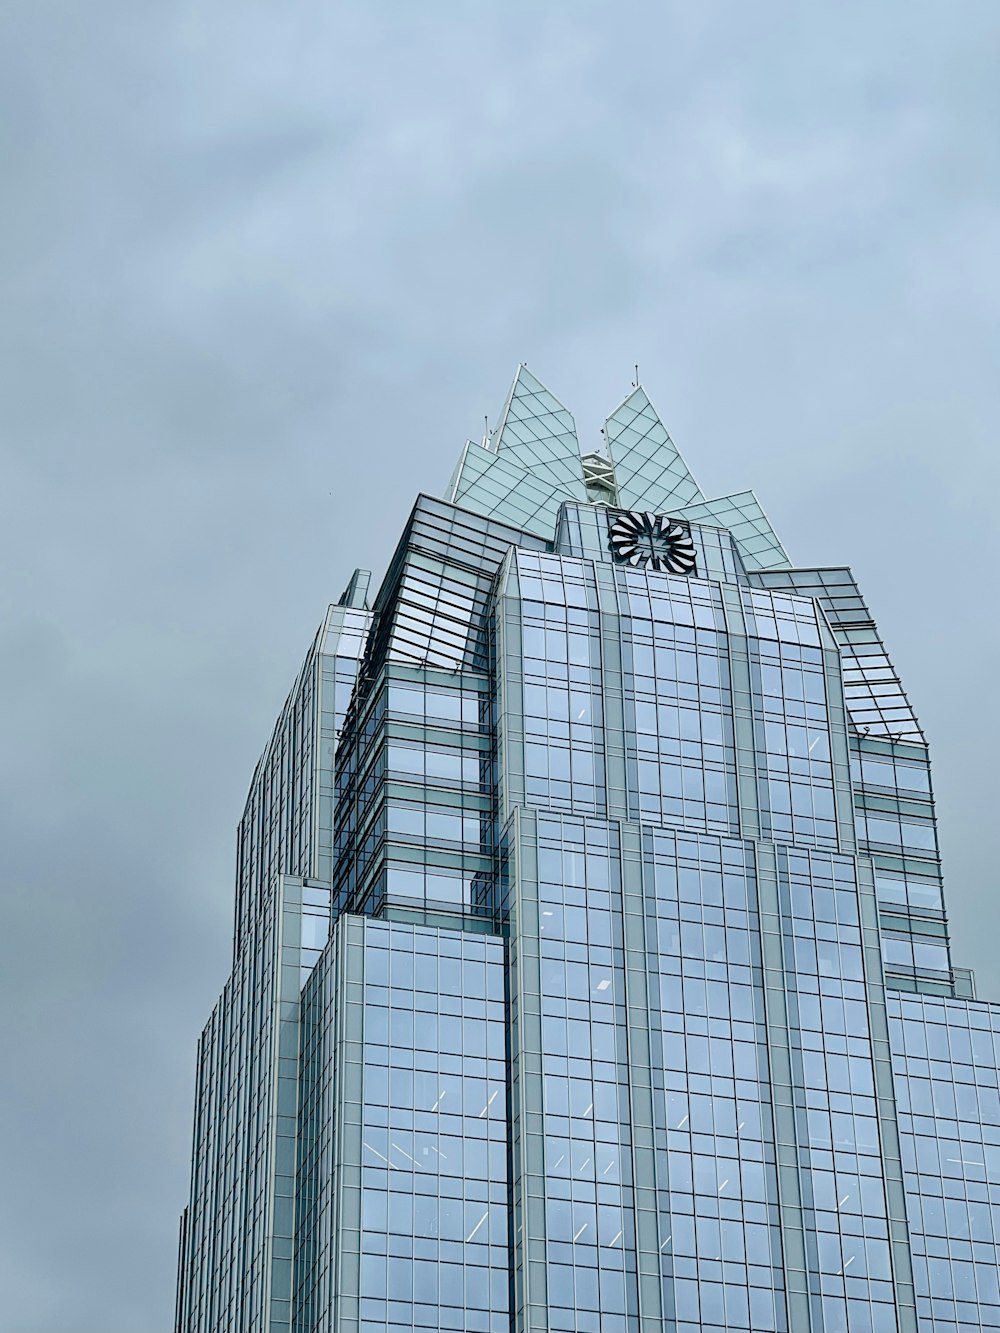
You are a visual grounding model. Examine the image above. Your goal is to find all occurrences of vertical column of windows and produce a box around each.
[514,552,605,817]
[299,884,332,986]
[747,589,837,850]
[890,994,1000,1332]
[356,924,509,1333]
[382,681,490,915]
[850,739,950,990]
[266,879,305,1331]
[534,816,637,1333]
[617,568,737,834]
[778,849,899,1332]
[330,692,383,914]
[332,675,492,921]
[293,936,339,1333]
[181,903,290,1332]
[314,610,370,885]
[644,830,785,1333]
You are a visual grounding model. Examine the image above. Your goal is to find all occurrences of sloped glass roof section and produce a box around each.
[447,366,587,538]
[447,441,576,539]
[603,387,704,512]
[678,490,790,571]
[752,566,924,739]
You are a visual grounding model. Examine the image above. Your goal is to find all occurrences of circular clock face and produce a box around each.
[608,511,697,575]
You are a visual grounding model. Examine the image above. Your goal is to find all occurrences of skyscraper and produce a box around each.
[175,367,1000,1333]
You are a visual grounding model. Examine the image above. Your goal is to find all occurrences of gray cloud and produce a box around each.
[2,2,998,1327]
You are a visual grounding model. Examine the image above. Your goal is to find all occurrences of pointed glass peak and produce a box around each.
[494,364,573,430]
[491,364,580,462]
[447,366,586,538]
[485,364,585,498]
[603,386,704,512]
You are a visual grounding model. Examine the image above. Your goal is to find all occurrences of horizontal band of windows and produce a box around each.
[387,686,481,728]
[387,746,483,786]
[857,821,937,854]
[874,874,943,913]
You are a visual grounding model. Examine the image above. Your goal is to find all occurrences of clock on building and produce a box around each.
[608,510,697,574]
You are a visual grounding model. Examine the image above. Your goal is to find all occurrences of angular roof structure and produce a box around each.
[448,366,792,571]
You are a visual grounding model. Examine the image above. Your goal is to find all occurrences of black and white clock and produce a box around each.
[608,510,697,575]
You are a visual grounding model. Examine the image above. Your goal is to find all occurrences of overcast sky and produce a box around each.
[2,3,999,1328]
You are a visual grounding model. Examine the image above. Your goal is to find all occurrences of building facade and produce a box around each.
[175,367,1000,1333]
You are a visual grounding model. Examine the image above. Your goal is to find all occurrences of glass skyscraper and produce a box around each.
[175,367,1000,1333]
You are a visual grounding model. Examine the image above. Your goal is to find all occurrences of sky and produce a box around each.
[1,2,999,1328]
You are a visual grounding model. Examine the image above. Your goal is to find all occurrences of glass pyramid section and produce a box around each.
[678,489,791,571]
[448,366,587,539]
[446,370,793,571]
[603,387,704,512]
